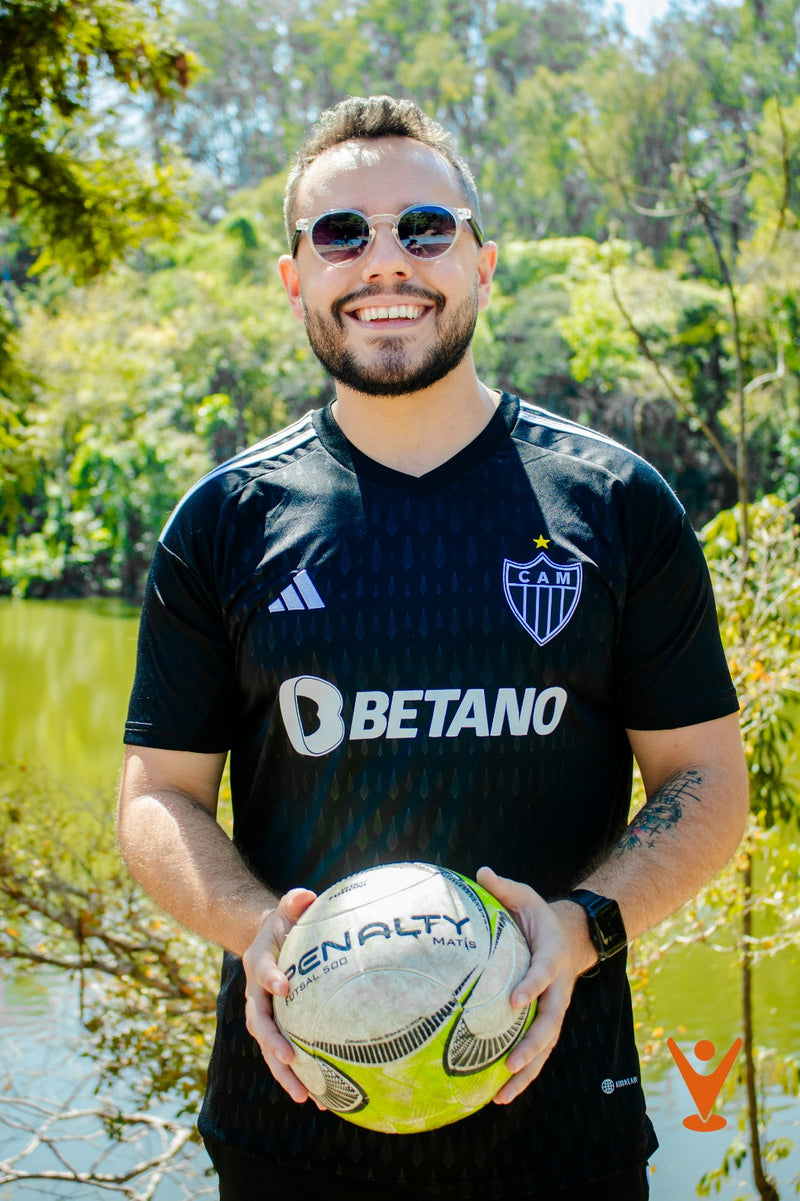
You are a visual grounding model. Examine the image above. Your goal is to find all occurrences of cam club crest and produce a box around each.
[503,553,583,646]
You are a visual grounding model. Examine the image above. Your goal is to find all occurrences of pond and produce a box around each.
[1,598,798,1199]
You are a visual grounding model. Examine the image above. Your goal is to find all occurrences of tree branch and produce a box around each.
[605,238,739,478]
[0,1091,211,1198]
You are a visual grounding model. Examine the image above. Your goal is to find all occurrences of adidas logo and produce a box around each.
[268,569,326,613]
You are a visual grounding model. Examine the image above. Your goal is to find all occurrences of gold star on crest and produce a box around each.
[534,535,550,548]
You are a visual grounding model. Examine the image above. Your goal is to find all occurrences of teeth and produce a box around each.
[356,305,425,322]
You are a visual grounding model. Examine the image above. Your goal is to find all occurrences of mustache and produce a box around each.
[332,283,446,320]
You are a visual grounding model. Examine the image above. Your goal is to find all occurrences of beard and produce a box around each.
[303,284,479,397]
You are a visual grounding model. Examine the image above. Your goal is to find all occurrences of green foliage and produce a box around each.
[0,304,37,530]
[1,0,800,600]
[1,184,321,598]
[697,1136,748,1196]
[0,0,201,524]
[0,765,218,1107]
[747,97,800,233]
[625,503,800,1201]
[477,238,576,403]
[702,498,800,830]
[629,497,800,983]
[0,0,196,281]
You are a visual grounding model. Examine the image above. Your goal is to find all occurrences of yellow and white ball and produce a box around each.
[273,861,534,1134]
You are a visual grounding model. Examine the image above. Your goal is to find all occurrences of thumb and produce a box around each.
[476,866,538,912]
[476,864,505,896]
[279,887,317,925]
[248,888,317,996]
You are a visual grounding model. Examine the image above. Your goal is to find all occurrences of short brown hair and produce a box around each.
[283,95,482,246]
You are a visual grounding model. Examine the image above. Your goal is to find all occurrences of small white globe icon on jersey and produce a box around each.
[601,1078,616,1094]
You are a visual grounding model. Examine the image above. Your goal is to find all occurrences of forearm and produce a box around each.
[117,786,278,958]
[555,752,748,972]
[484,716,748,1102]
[591,768,734,928]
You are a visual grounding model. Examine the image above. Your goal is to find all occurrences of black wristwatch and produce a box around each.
[564,889,627,962]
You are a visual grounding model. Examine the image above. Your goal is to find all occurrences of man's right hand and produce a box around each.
[242,887,318,1104]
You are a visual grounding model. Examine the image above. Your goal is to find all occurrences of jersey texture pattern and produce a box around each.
[124,394,738,1195]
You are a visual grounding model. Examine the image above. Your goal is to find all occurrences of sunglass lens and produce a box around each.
[311,211,370,263]
[397,206,458,258]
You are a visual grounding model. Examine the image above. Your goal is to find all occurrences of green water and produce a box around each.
[0,597,140,790]
[1,599,798,1199]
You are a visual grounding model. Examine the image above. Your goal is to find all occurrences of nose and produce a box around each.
[360,222,412,282]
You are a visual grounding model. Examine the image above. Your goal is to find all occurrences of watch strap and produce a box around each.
[567,888,604,909]
[564,888,628,962]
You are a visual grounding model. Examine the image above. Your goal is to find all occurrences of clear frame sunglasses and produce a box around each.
[291,203,484,266]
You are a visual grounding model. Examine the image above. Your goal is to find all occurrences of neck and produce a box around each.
[331,359,501,477]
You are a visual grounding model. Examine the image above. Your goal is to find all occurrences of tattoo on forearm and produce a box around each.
[618,768,704,852]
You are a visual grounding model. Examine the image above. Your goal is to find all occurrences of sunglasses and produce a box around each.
[291,204,484,266]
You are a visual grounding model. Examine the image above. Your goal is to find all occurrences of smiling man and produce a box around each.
[278,124,499,465]
[283,143,488,398]
[117,95,748,1200]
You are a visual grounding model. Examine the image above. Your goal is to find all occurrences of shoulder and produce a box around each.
[512,399,666,486]
[509,396,684,522]
[160,411,319,542]
[503,396,692,578]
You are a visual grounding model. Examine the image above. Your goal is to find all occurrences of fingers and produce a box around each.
[244,886,317,991]
[476,865,550,1005]
[495,970,573,1104]
[476,865,578,1104]
[280,886,318,926]
[268,887,318,959]
[243,886,319,1106]
[244,973,312,1104]
[509,922,568,1008]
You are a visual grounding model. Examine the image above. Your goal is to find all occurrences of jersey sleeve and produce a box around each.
[611,470,739,731]
[124,498,238,753]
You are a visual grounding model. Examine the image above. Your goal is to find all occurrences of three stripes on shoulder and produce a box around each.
[268,569,326,613]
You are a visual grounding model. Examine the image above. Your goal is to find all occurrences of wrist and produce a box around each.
[550,898,600,977]
[225,891,280,958]
[557,889,628,973]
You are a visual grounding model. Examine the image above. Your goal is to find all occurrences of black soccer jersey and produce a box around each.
[125,393,738,1194]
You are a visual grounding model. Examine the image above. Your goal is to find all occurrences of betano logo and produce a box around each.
[278,676,569,757]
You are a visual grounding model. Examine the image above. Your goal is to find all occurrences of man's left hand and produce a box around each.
[476,866,592,1105]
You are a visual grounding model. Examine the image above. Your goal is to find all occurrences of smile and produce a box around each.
[353,304,428,323]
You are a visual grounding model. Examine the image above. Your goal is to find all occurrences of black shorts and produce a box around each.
[204,1138,650,1200]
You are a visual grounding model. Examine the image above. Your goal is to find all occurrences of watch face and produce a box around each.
[592,897,627,957]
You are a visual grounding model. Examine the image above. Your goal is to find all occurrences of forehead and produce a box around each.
[296,137,467,215]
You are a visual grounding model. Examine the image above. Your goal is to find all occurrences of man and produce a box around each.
[117,95,748,1199]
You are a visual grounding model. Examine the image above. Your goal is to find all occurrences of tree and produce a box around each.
[629,498,800,1201]
[1,175,320,599]
[0,767,220,1195]
[0,1,199,558]
[595,74,800,1197]
[161,0,293,190]
[0,0,195,282]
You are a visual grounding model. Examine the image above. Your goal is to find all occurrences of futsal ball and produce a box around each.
[273,861,535,1134]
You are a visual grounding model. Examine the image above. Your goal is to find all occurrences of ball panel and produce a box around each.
[454,910,531,1029]
[288,1044,368,1114]
[303,967,476,1064]
[444,1002,532,1075]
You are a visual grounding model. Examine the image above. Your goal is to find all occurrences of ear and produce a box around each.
[278,254,306,322]
[476,240,498,313]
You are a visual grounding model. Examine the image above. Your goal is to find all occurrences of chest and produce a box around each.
[218,472,626,711]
